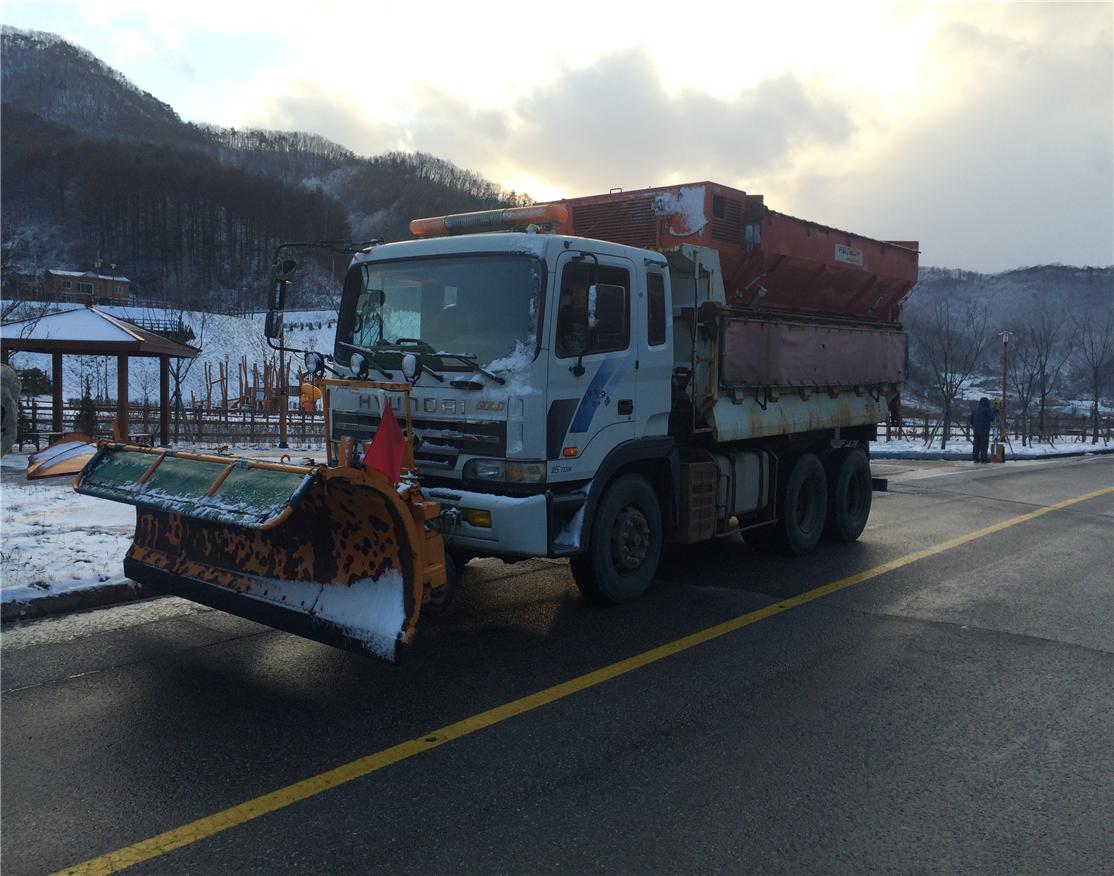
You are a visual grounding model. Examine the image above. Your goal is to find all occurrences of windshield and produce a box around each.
[335,254,545,370]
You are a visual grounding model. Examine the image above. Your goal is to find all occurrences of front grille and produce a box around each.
[331,410,507,470]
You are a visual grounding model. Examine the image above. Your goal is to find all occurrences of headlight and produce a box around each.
[463,459,546,484]
[349,352,369,379]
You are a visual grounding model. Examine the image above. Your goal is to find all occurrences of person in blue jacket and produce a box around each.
[970,397,995,463]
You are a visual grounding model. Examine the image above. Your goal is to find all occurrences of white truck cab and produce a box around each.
[327,229,673,574]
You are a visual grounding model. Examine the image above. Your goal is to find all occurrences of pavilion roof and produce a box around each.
[0,306,200,358]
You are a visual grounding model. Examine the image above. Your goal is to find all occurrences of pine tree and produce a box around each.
[74,376,97,435]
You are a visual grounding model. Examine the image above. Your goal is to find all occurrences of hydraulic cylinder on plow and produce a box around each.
[74,381,446,662]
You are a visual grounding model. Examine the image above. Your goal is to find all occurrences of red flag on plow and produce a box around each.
[363,402,406,483]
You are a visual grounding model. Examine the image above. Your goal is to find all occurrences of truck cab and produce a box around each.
[326,226,674,578]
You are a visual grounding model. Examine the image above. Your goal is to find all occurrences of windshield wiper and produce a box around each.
[337,341,394,379]
[373,338,446,383]
[435,351,506,385]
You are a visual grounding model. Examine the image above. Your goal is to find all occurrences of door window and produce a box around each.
[555,262,630,358]
[647,272,666,346]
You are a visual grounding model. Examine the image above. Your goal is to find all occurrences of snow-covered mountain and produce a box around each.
[0,27,529,308]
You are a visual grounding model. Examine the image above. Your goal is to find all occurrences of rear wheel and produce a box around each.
[746,453,827,555]
[824,449,872,542]
[571,473,663,605]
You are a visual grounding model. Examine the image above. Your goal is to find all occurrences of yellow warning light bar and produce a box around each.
[410,204,568,238]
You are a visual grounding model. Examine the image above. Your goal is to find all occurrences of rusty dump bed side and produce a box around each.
[75,443,445,662]
[722,318,907,388]
[552,181,919,323]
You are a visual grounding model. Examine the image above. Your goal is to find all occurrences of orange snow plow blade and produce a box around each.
[75,444,446,662]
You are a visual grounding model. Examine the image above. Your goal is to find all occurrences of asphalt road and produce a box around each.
[2,456,1112,875]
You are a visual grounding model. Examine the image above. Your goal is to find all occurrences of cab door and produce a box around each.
[545,250,637,483]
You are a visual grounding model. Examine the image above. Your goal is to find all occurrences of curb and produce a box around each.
[1,578,155,623]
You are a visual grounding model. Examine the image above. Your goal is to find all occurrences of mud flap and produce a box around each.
[76,445,441,661]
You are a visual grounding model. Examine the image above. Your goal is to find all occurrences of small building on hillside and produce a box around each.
[44,269,131,304]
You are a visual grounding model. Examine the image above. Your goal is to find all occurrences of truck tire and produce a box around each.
[824,449,872,542]
[448,549,473,570]
[1,365,19,456]
[746,453,827,555]
[571,473,663,605]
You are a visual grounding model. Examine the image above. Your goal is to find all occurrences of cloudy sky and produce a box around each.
[3,0,1112,271]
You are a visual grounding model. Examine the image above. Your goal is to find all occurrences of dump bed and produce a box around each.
[553,181,918,323]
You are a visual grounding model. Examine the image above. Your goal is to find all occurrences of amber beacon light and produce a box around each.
[410,204,569,237]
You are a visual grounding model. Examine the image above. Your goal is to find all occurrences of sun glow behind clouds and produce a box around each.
[1,0,1110,269]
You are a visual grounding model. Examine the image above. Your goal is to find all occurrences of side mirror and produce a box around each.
[265,309,284,339]
[274,258,298,282]
[269,259,298,311]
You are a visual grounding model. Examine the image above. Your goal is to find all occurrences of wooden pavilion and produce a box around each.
[0,306,200,445]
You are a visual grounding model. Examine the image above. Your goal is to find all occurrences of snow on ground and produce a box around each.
[871,437,1112,459]
[0,443,323,606]
[1,453,135,603]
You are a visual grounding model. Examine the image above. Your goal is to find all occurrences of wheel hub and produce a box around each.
[611,505,650,571]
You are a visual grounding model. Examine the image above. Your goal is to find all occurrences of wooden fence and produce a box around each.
[17,396,1111,452]
[19,398,325,449]
[882,406,1113,447]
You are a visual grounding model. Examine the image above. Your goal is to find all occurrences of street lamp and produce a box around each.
[996,330,1011,462]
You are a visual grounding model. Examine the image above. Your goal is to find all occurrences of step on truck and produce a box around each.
[75,181,918,661]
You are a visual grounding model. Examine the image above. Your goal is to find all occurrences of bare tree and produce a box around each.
[168,309,206,443]
[1030,308,1072,443]
[1073,309,1114,444]
[1006,327,1041,446]
[133,360,157,406]
[914,296,989,449]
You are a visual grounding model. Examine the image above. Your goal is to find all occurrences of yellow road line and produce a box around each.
[55,484,1114,875]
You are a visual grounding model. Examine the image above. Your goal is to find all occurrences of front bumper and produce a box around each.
[425,487,585,558]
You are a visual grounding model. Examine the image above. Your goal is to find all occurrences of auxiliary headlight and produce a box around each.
[463,459,546,484]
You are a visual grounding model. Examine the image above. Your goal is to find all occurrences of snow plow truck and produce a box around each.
[75,182,918,662]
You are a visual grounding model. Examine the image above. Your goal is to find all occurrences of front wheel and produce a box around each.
[571,473,663,605]
[423,552,458,617]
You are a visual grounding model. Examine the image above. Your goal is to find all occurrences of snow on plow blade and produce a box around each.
[75,444,445,662]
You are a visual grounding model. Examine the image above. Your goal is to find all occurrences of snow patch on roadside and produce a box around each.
[1,474,135,599]
[871,437,1113,459]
